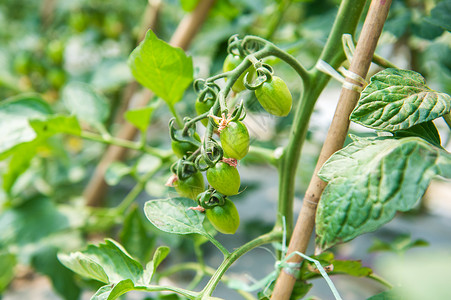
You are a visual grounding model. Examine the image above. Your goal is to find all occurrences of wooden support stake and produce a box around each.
[271,0,392,298]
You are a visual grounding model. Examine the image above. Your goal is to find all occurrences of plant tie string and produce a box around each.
[315,59,366,92]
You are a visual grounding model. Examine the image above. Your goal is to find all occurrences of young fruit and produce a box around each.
[223,54,254,93]
[173,172,204,200]
[171,132,201,158]
[220,121,249,160]
[206,198,240,234]
[206,162,240,196]
[195,98,214,127]
[255,76,292,117]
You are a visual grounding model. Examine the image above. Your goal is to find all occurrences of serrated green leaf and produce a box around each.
[62,82,110,128]
[394,121,441,147]
[0,94,52,158]
[0,252,16,292]
[316,136,450,251]
[29,115,82,137]
[350,69,451,131]
[59,239,146,285]
[124,104,157,132]
[128,30,193,105]
[427,0,451,31]
[104,162,132,186]
[144,197,207,235]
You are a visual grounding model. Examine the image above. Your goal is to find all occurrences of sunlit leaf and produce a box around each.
[0,94,51,158]
[58,239,145,284]
[144,197,207,235]
[128,30,193,105]
[316,136,451,251]
[124,103,157,132]
[351,69,451,131]
[29,115,81,137]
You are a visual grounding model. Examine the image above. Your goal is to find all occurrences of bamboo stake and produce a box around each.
[84,0,216,206]
[271,0,392,298]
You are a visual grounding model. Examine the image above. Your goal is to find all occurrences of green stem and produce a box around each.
[275,0,367,236]
[79,131,171,159]
[142,285,199,299]
[373,53,398,69]
[115,167,161,214]
[205,233,230,257]
[368,273,393,289]
[169,103,184,128]
[200,230,282,299]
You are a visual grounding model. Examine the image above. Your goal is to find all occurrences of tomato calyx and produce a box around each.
[222,157,238,167]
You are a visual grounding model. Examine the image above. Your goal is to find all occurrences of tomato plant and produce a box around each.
[1,1,450,300]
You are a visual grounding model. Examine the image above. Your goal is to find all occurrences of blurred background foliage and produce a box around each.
[0,0,449,299]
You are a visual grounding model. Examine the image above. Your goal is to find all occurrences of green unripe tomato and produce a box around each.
[206,162,240,196]
[220,121,249,160]
[47,40,64,65]
[174,172,204,200]
[206,198,240,234]
[195,98,214,127]
[223,54,254,93]
[255,76,292,117]
[171,132,201,158]
[47,68,66,89]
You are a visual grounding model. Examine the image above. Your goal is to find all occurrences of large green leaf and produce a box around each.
[62,82,110,128]
[0,252,16,292]
[0,94,52,158]
[350,69,451,131]
[316,136,451,251]
[58,239,146,285]
[2,142,37,193]
[144,197,207,235]
[128,30,193,105]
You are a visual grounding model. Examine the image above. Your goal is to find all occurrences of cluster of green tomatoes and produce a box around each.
[167,50,292,235]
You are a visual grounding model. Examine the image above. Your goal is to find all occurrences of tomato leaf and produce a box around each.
[144,246,170,284]
[128,30,193,105]
[144,197,207,235]
[124,103,157,132]
[0,94,52,159]
[350,69,451,131]
[91,279,145,300]
[0,252,16,292]
[393,121,441,148]
[62,82,110,128]
[29,115,82,137]
[58,239,146,284]
[316,136,451,251]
